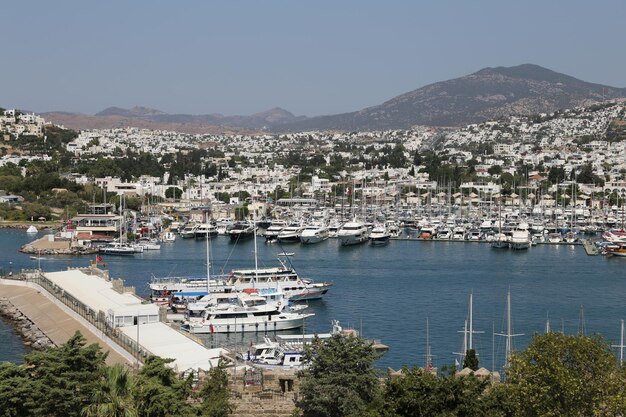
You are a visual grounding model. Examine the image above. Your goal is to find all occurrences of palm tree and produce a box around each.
[82,364,138,417]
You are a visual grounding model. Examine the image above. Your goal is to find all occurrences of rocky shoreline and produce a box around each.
[0,297,54,350]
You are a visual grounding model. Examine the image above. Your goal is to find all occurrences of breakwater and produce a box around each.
[0,296,54,350]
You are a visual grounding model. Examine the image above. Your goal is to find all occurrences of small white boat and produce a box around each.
[278,252,295,257]
[26,225,38,234]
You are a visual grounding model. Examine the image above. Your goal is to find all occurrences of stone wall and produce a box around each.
[0,296,54,350]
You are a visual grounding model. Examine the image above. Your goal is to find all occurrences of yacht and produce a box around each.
[228,221,255,242]
[179,223,198,239]
[194,222,218,239]
[162,231,176,243]
[215,218,234,235]
[278,224,304,243]
[149,259,333,302]
[99,242,135,256]
[300,223,329,244]
[490,232,510,249]
[337,220,369,246]
[182,289,314,334]
[369,224,390,246]
[385,220,401,238]
[263,221,285,243]
[510,224,531,250]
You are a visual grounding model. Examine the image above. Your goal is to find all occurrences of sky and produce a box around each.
[2,1,625,117]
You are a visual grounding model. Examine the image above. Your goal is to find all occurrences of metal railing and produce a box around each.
[2,269,151,363]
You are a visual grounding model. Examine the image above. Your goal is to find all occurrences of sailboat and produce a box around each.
[99,196,135,256]
[495,289,524,374]
[454,291,483,368]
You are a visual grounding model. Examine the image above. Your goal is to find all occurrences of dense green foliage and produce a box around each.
[295,333,626,417]
[296,334,381,417]
[0,332,231,417]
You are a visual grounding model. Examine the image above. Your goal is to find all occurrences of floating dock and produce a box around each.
[581,239,599,256]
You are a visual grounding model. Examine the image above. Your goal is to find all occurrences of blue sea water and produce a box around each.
[1,229,625,371]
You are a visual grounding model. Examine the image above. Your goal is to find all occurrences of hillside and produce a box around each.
[40,64,626,133]
[278,64,626,131]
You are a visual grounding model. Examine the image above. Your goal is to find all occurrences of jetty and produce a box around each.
[0,267,227,373]
[582,239,600,256]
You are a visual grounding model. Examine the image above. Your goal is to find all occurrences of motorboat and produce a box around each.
[510,224,531,250]
[194,222,218,239]
[99,242,135,256]
[300,223,329,244]
[490,232,510,249]
[369,224,390,246]
[337,220,369,246]
[229,221,255,242]
[162,231,176,243]
[26,225,38,234]
[263,221,285,243]
[278,223,304,243]
[179,223,198,239]
[215,218,234,235]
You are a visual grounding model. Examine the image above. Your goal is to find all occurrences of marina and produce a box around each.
[2,227,626,372]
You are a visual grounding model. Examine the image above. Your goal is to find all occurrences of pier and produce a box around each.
[0,267,227,373]
[581,239,600,256]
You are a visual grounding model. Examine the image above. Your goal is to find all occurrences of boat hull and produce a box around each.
[186,313,313,334]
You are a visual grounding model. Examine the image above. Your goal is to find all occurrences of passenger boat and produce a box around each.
[300,223,329,244]
[182,289,314,334]
[149,259,333,302]
[337,220,369,246]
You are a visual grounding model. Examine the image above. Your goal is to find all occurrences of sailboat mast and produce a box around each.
[506,290,512,365]
[469,292,474,350]
[205,209,210,293]
[612,319,625,366]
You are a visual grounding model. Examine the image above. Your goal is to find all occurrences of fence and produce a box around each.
[3,268,151,364]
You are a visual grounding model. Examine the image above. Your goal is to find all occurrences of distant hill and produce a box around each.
[277,64,626,131]
[43,106,305,134]
[40,64,626,133]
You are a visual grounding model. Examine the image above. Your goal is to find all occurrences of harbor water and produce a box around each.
[2,228,626,371]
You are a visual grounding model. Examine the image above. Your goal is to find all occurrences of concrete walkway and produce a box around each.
[1,283,131,365]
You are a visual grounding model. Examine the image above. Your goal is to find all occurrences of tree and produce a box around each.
[506,332,626,416]
[296,334,381,417]
[377,367,491,417]
[463,348,479,371]
[133,356,193,417]
[23,331,108,417]
[195,365,232,417]
[165,187,182,200]
[82,364,138,417]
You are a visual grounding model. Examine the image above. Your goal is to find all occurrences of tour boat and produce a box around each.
[182,289,314,334]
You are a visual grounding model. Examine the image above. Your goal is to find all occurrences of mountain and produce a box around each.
[277,64,626,131]
[95,106,167,118]
[43,106,305,133]
[41,64,626,133]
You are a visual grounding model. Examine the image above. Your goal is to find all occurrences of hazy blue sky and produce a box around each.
[2,1,625,117]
